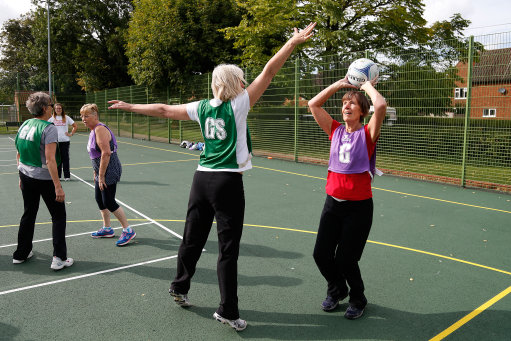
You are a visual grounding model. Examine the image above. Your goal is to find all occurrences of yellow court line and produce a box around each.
[0,161,195,176]
[3,138,511,215]
[0,218,187,229]
[119,140,200,157]
[3,218,508,276]
[429,286,511,341]
[368,240,511,276]
[373,187,511,214]
[253,165,325,180]
[244,223,318,234]
[244,224,511,276]
[123,159,197,166]
[254,165,511,214]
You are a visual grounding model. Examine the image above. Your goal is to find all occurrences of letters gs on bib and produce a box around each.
[205,117,227,140]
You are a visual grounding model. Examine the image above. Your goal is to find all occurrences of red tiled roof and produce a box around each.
[472,47,511,84]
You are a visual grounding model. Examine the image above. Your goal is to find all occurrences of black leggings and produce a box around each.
[313,196,373,309]
[14,171,67,260]
[57,141,70,179]
[94,182,120,212]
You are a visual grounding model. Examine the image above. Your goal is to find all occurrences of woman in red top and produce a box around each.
[308,75,386,319]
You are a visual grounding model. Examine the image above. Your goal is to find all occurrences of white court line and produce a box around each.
[0,222,153,249]
[0,164,17,167]
[71,172,183,240]
[0,254,178,296]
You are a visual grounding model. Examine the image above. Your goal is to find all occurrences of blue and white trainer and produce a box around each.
[91,227,115,238]
[116,230,136,246]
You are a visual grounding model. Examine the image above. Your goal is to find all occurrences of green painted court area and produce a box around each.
[1,134,510,341]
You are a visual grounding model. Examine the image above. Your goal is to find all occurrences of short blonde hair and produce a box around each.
[80,103,99,117]
[211,64,247,102]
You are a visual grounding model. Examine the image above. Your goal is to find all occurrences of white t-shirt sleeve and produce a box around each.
[67,116,75,125]
[230,90,250,117]
[48,117,54,123]
[186,101,200,122]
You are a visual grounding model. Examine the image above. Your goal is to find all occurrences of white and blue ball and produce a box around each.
[347,58,379,87]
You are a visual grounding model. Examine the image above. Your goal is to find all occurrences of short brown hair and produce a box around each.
[342,91,370,122]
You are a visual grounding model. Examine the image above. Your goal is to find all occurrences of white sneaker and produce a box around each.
[13,251,34,264]
[64,178,71,181]
[213,312,247,331]
[50,256,74,270]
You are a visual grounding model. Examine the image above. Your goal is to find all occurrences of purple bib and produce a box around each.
[328,125,376,175]
[87,123,118,159]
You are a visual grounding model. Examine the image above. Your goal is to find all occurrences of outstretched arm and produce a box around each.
[107,101,190,121]
[247,22,316,107]
[361,80,386,143]
[308,77,357,135]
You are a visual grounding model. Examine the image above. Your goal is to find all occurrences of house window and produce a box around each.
[454,88,467,99]
[483,108,496,118]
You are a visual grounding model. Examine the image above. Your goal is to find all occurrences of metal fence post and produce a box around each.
[104,90,108,125]
[146,87,150,141]
[130,86,134,138]
[461,36,474,188]
[167,86,171,144]
[116,88,120,136]
[16,72,20,121]
[207,73,211,99]
[179,86,183,142]
[294,57,299,162]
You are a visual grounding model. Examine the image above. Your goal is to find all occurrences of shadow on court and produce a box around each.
[181,304,511,340]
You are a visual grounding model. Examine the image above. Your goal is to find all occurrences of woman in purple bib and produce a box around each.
[80,104,135,247]
[308,75,386,320]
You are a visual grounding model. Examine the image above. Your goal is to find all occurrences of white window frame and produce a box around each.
[454,87,467,99]
[482,108,496,118]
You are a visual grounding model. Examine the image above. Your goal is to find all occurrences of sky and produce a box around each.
[1,0,511,37]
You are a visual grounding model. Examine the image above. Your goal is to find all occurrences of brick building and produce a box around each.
[454,47,511,119]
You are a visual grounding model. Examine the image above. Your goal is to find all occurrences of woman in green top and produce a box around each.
[108,23,316,331]
[14,92,74,271]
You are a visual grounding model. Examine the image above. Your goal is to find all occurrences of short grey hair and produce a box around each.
[26,92,51,117]
[211,64,247,102]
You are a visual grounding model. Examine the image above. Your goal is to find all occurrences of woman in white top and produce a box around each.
[48,103,77,180]
[108,23,316,331]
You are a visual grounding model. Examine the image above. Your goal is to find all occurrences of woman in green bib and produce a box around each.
[108,23,316,331]
[13,92,74,270]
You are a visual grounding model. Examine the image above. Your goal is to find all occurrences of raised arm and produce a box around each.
[308,77,357,135]
[361,81,387,143]
[107,101,190,121]
[247,22,316,107]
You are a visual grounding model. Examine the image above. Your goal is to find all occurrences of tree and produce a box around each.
[126,0,243,89]
[223,0,471,66]
[0,14,42,101]
[0,0,133,94]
